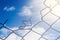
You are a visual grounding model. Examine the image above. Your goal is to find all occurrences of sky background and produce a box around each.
[0,0,41,28]
[0,0,30,28]
[0,0,60,40]
[0,0,42,39]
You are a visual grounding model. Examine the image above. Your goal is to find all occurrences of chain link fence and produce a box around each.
[0,0,60,40]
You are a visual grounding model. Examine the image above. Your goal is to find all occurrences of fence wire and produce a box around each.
[0,0,60,40]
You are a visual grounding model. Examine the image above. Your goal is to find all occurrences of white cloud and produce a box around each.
[18,0,42,24]
[0,28,11,35]
[0,39,2,40]
[28,0,42,24]
[18,6,32,16]
[32,27,45,34]
[4,6,15,11]
[6,33,22,40]
[18,0,41,16]
[40,38,46,40]
[56,0,60,5]
[24,31,41,40]
[29,0,41,8]
[10,27,19,30]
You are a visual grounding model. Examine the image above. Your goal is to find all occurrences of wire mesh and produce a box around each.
[0,0,60,40]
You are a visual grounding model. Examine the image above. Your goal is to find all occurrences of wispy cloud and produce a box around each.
[18,0,42,24]
[18,6,32,16]
[18,0,41,16]
[4,6,15,11]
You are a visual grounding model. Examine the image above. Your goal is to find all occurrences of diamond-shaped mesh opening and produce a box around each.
[0,0,60,40]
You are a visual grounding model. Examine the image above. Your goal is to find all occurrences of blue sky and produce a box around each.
[0,0,30,28]
[0,0,44,39]
[0,0,60,40]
